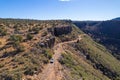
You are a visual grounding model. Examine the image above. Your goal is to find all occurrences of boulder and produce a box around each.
[39,36,55,48]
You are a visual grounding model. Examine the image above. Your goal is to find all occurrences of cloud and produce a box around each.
[59,0,71,2]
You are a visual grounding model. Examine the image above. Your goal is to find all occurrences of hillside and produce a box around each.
[73,21,120,60]
[0,19,120,80]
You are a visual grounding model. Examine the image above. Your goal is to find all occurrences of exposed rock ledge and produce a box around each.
[39,25,72,48]
[48,25,72,36]
[39,36,55,48]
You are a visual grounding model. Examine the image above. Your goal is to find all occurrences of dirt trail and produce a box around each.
[23,34,83,80]
[34,43,65,80]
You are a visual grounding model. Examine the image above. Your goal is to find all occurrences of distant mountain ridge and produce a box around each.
[112,17,120,21]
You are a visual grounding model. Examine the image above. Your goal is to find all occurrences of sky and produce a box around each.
[0,0,120,20]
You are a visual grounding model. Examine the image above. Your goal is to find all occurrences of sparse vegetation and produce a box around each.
[10,34,23,43]
[44,49,53,59]
[29,26,42,34]
[0,41,2,45]
[0,25,7,36]
[41,31,48,37]
[24,66,36,75]
[0,18,120,80]
[0,72,22,80]
[27,33,33,40]
[0,64,4,68]
[71,35,120,79]
[16,44,25,52]
[74,21,120,60]
[59,52,109,80]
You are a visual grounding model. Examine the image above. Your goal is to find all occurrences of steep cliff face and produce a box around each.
[54,26,72,36]
[40,25,72,48]
[47,25,72,36]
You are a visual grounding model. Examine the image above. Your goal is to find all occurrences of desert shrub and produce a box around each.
[58,35,70,42]
[11,41,25,52]
[10,35,23,42]
[16,45,25,52]
[41,31,47,37]
[13,24,21,30]
[24,66,38,76]
[0,26,7,36]
[24,68,34,76]
[0,74,13,80]
[0,73,22,80]
[33,27,39,33]
[1,30,7,36]
[9,35,24,51]
[59,53,75,67]
[29,26,41,34]
[13,41,20,48]
[43,59,49,64]
[116,76,120,80]
[12,57,25,64]
[0,41,2,45]
[2,50,17,58]
[27,33,33,40]
[0,64,4,68]
[44,49,52,59]
[1,45,25,58]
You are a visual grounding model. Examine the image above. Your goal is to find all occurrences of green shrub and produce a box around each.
[24,66,38,76]
[27,33,33,40]
[24,68,34,76]
[0,73,22,80]
[44,50,52,59]
[13,41,20,48]
[43,59,49,64]
[16,45,25,52]
[10,35,23,42]
[0,26,7,36]
[0,41,2,45]
[12,41,25,52]
[0,64,4,68]
[30,27,41,34]
[41,32,47,37]
[59,53,75,67]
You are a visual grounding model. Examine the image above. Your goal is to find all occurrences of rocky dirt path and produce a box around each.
[34,43,65,80]
[23,34,83,80]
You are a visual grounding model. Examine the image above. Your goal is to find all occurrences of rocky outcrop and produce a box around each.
[47,25,72,36]
[40,25,72,48]
[39,36,55,48]
[47,28,54,35]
